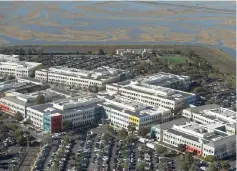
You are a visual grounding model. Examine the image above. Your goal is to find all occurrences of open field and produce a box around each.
[161,55,188,64]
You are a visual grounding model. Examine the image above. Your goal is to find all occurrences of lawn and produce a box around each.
[161,55,189,64]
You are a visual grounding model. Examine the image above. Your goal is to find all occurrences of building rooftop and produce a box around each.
[190,105,236,124]
[136,72,190,87]
[0,61,41,69]
[39,66,129,81]
[0,96,26,106]
[29,98,101,115]
[123,83,194,101]
[102,96,170,118]
[165,122,229,144]
[152,117,190,130]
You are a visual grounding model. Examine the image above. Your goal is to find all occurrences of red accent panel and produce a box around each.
[51,114,62,133]
[186,145,202,156]
[0,103,11,112]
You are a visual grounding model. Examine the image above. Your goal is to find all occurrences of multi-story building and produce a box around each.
[116,49,152,56]
[0,54,19,62]
[35,66,130,89]
[0,89,67,117]
[182,104,236,135]
[136,72,191,91]
[101,95,171,130]
[0,61,42,77]
[106,80,196,111]
[151,121,236,159]
[26,95,104,132]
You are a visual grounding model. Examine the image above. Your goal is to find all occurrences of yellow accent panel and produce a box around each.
[129,115,140,125]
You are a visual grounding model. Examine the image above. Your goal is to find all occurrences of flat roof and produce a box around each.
[29,101,101,115]
[123,84,194,101]
[102,101,169,118]
[38,66,128,81]
[152,117,190,130]
[0,96,26,106]
[0,61,41,69]
[167,129,200,142]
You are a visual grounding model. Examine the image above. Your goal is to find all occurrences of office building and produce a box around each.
[26,95,104,133]
[106,80,196,111]
[35,66,130,89]
[0,89,66,117]
[182,104,236,135]
[101,95,171,130]
[116,49,152,56]
[0,54,19,62]
[0,61,42,77]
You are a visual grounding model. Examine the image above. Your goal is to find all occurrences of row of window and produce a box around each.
[164,133,201,148]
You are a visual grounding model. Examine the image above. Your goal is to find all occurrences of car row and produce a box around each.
[91,133,114,171]
[33,145,51,171]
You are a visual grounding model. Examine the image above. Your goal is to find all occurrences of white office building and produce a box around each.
[0,89,67,117]
[35,66,130,89]
[151,105,237,159]
[0,61,42,77]
[26,95,104,129]
[136,72,191,90]
[116,49,152,56]
[0,54,19,62]
[160,122,236,159]
[101,95,171,130]
[106,80,196,111]
[182,104,236,135]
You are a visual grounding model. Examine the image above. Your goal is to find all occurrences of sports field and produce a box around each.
[161,55,189,64]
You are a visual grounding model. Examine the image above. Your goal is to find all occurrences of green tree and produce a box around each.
[118,128,128,140]
[14,111,24,121]
[104,124,114,133]
[192,86,202,93]
[185,152,194,165]
[189,163,198,171]
[36,94,45,104]
[0,113,9,120]
[178,144,186,152]
[127,123,136,134]
[136,162,145,171]
[205,155,217,163]
[87,51,92,55]
[156,144,167,154]
[206,163,218,171]
[138,127,150,137]
[98,48,105,55]
[180,160,189,171]
[62,120,73,130]
[7,75,15,80]
[220,161,230,170]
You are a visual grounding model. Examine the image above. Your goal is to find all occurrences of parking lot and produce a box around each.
[22,54,144,72]
[36,126,180,171]
[18,147,41,171]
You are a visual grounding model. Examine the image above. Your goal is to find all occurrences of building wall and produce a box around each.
[203,135,236,159]
[62,107,102,127]
[51,114,62,133]
[106,84,194,111]
[26,108,44,129]
[43,114,51,133]
[0,63,41,77]
[0,99,25,117]
[103,105,171,130]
